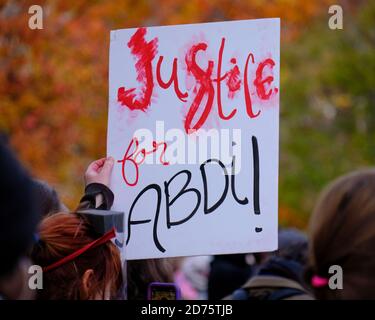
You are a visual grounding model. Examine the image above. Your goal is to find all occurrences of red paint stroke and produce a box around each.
[184,42,215,133]
[134,140,169,166]
[254,58,277,100]
[117,27,158,111]
[226,57,241,99]
[216,38,237,120]
[244,52,260,118]
[118,137,140,187]
[118,138,169,187]
[156,56,188,102]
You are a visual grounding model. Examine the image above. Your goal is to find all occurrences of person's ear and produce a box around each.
[81,269,95,299]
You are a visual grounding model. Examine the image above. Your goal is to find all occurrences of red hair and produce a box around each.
[31,212,122,300]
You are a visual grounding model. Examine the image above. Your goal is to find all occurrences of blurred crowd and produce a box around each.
[1,136,375,300]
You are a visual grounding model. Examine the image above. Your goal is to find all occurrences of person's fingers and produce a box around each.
[84,157,114,186]
[94,158,107,167]
[88,158,106,172]
[102,157,114,173]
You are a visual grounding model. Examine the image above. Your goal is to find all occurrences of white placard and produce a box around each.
[107,18,280,260]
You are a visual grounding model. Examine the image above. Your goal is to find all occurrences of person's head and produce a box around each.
[127,259,174,300]
[306,169,375,299]
[253,228,308,286]
[31,212,122,300]
[277,228,308,265]
[33,179,67,217]
[0,139,39,299]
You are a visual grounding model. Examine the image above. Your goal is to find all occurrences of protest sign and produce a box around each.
[107,18,280,259]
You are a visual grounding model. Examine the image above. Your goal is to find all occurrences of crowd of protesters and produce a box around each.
[1,137,375,300]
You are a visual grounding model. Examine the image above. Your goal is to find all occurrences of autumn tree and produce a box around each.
[1,0,372,228]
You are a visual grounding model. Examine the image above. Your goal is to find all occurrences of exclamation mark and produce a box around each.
[252,136,262,233]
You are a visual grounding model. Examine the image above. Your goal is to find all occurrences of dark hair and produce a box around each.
[33,180,67,217]
[305,169,375,299]
[277,228,308,265]
[31,212,122,300]
[127,259,174,300]
[0,141,39,278]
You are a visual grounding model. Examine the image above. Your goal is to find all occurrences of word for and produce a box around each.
[118,136,169,187]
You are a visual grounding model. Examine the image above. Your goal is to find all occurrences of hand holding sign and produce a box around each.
[85,157,115,187]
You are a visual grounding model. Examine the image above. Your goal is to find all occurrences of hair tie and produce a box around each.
[42,227,116,273]
[311,275,329,288]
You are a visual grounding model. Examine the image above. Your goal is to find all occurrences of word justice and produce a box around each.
[125,136,262,253]
[117,27,278,133]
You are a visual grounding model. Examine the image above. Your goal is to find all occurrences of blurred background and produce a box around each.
[0,0,374,228]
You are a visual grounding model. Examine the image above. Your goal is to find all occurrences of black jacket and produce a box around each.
[225,257,313,300]
[77,183,114,211]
